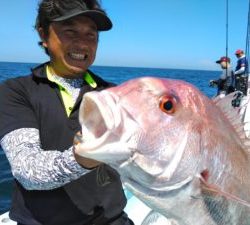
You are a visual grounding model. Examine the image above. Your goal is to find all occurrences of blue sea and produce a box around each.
[0,61,220,214]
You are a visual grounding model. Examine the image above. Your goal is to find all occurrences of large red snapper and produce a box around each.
[74,77,250,225]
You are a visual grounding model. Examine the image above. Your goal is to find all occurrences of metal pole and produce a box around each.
[225,0,229,80]
[226,0,229,60]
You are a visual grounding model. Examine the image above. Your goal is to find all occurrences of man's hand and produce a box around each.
[73,132,102,169]
[209,80,218,87]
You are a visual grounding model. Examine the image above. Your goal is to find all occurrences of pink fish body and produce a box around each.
[75,77,250,225]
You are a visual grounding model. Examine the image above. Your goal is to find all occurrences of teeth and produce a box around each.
[69,53,87,60]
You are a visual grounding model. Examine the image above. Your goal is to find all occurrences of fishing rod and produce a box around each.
[227,0,250,95]
[245,0,250,75]
[226,0,229,62]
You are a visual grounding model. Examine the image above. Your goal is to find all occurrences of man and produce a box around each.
[235,49,248,75]
[0,0,133,224]
[209,56,235,96]
[234,49,249,94]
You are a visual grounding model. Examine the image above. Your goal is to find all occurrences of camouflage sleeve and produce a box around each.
[0,128,89,190]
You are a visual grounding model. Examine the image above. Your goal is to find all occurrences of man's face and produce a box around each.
[220,61,228,68]
[236,53,241,58]
[41,15,98,78]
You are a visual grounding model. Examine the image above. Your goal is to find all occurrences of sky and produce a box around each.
[0,0,249,71]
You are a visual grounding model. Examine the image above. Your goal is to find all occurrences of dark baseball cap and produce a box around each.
[216,56,231,64]
[50,1,112,31]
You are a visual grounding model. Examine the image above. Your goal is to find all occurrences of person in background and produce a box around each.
[209,56,235,96]
[0,0,133,225]
[235,49,248,75]
[234,49,249,94]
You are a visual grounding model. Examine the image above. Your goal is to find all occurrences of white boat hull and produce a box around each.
[0,212,16,225]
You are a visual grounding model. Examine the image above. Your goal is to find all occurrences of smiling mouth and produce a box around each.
[68,52,88,61]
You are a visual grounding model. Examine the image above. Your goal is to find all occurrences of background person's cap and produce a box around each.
[216,56,231,64]
[235,49,244,55]
[51,2,112,31]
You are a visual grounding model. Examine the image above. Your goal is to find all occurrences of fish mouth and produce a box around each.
[76,90,132,162]
[79,91,118,145]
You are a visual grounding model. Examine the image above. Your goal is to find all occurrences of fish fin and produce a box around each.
[197,174,250,208]
[142,210,180,225]
[213,92,250,151]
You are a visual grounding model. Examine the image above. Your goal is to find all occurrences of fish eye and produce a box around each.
[159,95,176,114]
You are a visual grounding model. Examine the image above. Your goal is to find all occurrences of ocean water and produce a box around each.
[0,61,220,214]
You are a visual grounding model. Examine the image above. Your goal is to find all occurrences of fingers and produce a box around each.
[73,131,82,145]
[73,146,102,169]
[73,131,102,169]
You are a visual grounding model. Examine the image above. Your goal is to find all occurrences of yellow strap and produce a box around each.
[84,72,97,88]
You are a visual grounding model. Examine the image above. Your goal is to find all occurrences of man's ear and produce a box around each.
[38,27,48,48]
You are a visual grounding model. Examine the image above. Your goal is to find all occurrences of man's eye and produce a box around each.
[64,30,76,35]
[87,33,97,39]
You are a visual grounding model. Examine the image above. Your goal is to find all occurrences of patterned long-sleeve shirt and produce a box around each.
[1,128,88,190]
[0,73,90,190]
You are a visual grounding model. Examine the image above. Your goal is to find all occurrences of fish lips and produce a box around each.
[75,90,132,162]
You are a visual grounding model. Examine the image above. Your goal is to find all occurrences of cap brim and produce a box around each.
[52,10,112,31]
[216,60,221,63]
